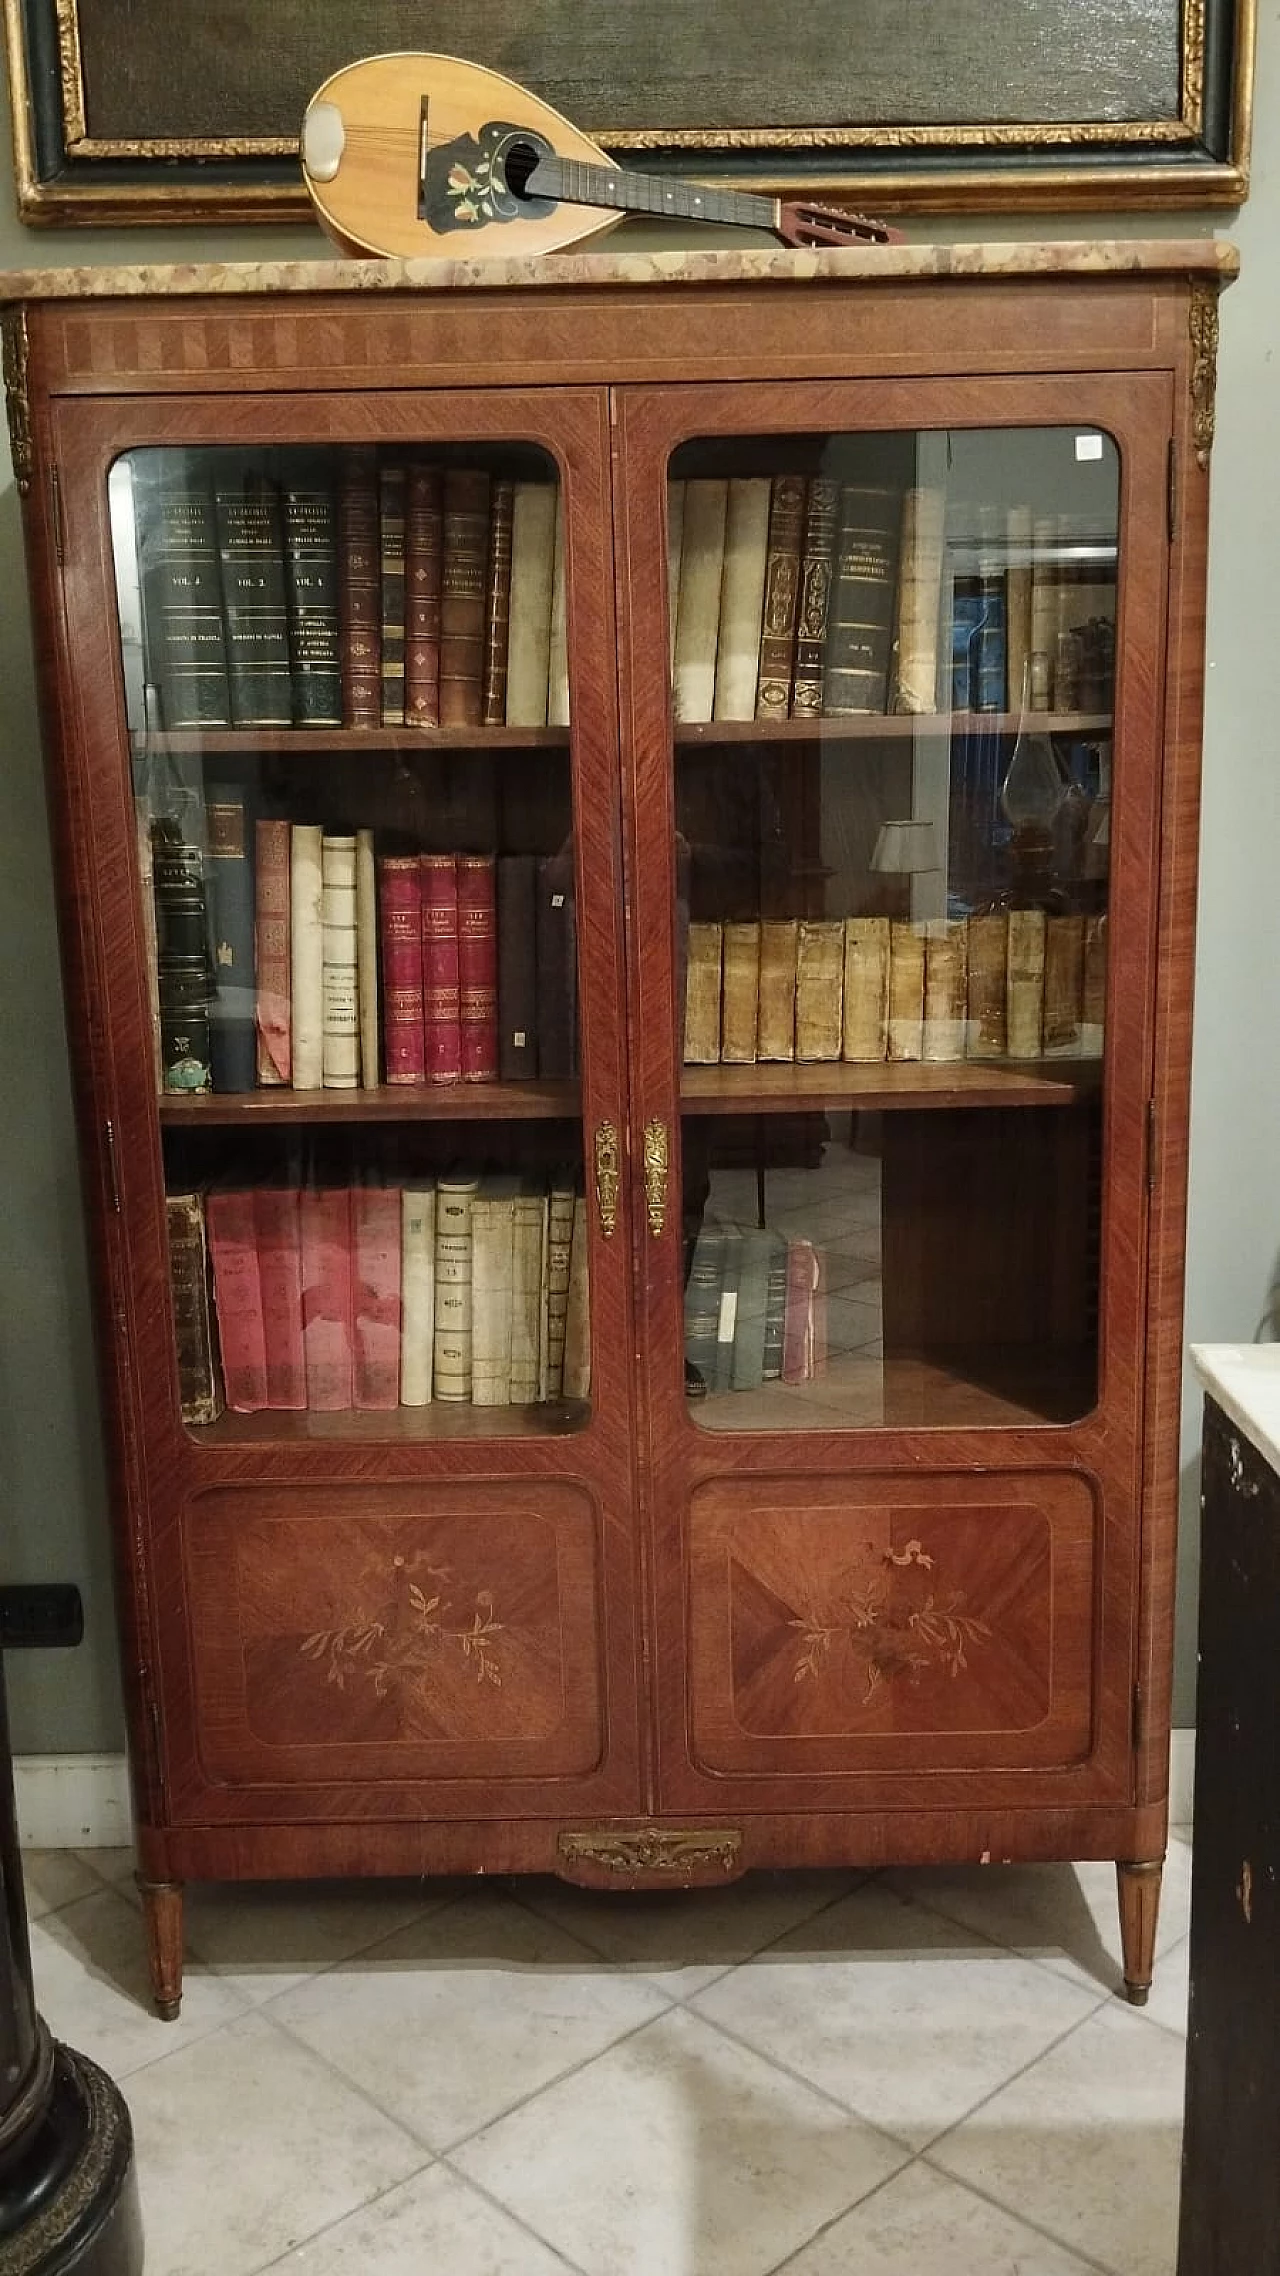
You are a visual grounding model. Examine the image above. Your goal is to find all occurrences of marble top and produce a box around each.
[1192,1345,1280,1476]
[0,238,1238,305]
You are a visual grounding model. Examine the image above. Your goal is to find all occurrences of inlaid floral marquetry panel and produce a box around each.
[687,1470,1100,1778]
[180,1482,606,1786]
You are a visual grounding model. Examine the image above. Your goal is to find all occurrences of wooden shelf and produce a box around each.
[138,727,571,755]
[681,1058,1103,1115]
[676,712,1111,746]
[159,1080,581,1126]
[191,1398,590,1445]
[692,1346,1096,1434]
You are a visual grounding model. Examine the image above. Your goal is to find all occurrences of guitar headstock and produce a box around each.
[777,202,904,248]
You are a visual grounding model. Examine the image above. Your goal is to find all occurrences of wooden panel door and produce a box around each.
[45,380,645,1828]
[614,371,1172,1819]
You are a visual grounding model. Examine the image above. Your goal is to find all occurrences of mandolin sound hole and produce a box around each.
[504,140,543,199]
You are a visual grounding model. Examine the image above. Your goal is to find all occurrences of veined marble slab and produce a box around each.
[1192,1344,1280,1478]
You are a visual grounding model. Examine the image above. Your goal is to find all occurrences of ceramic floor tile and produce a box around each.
[515,1869,861,1999]
[262,2162,578,2274]
[692,1879,1102,2150]
[20,1847,104,1919]
[268,1886,671,2151]
[887,1830,1193,2000]
[124,2009,427,2276]
[931,1996,1187,2276]
[455,2004,907,2276]
[29,1885,248,2080]
[182,1876,452,2004]
[73,1844,138,1887]
[1138,1933,1190,2038]
[778,2158,1103,2274]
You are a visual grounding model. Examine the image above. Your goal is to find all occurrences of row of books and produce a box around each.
[683,911,1108,1066]
[685,1226,826,1395]
[146,793,577,1092]
[126,448,569,735]
[667,475,1116,726]
[168,1175,590,1422]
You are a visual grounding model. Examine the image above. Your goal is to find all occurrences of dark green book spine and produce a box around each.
[731,1227,774,1391]
[282,460,342,726]
[497,853,538,1080]
[822,482,900,715]
[684,1227,725,1395]
[713,1225,743,1392]
[214,466,292,726]
[205,783,257,1092]
[151,817,212,1093]
[761,1231,789,1381]
[133,451,230,729]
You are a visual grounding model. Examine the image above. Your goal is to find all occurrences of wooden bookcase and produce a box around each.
[0,241,1232,2016]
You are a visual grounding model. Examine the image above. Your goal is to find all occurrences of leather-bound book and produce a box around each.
[151,816,212,1094]
[353,1182,402,1410]
[720,921,760,1064]
[457,852,499,1082]
[422,851,463,1084]
[299,1186,354,1411]
[535,844,578,1082]
[755,474,807,720]
[683,922,723,1064]
[133,449,231,729]
[337,444,381,727]
[404,458,443,727]
[400,1183,437,1406]
[289,824,324,1089]
[377,853,425,1085]
[795,920,844,1062]
[1029,515,1060,709]
[439,469,490,726]
[355,828,379,1087]
[497,853,538,1079]
[887,919,925,1062]
[684,1225,725,1396]
[254,818,291,1086]
[481,476,516,725]
[823,482,900,715]
[206,1188,269,1413]
[254,1187,306,1410]
[165,1193,222,1425]
[510,1183,548,1404]
[1005,504,1034,714]
[506,480,559,726]
[321,834,359,1088]
[213,463,293,726]
[434,1172,479,1401]
[757,919,798,1062]
[731,1226,775,1393]
[971,504,1007,713]
[542,1178,576,1400]
[790,478,840,718]
[472,1175,518,1407]
[841,917,890,1062]
[782,1238,820,1384]
[672,479,728,724]
[965,909,1009,1057]
[1081,912,1108,1057]
[713,477,771,721]
[890,485,947,715]
[922,919,969,1062]
[1006,907,1047,1058]
[547,494,570,727]
[713,1224,743,1393]
[1043,912,1085,1054]
[205,783,256,1092]
[281,456,342,727]
[378,456,407,726]
[760,1231,789,1383]
[561,1194,592,1401]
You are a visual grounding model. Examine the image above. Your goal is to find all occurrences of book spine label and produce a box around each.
[355,828,380,1087]
[403,459,443,727]
[206,1189,269,1412]
[458,854,498,1081]
[400,1185,437,1405]
[254,819,291,1086]
[790,478,840,718]
[842,917,890,1062]
[134,453,231,728]
[321,834,359,1088]
[713,477,771,722]
[299,1187,354,1410]
[505,480,559,726]
[481,476,516,725]
[338,445,382,728]
[439,469,490,727]
[672,478,728,724]
[497,853,538,1079]
[214,469,293,726]
[756,919,798,1062]
[421,852,463,1083]
[353,1184,402,1410]
[823,482,899,715]
[795,921,844,1062]
[289,824,324,1089]
[683,922,723,1065]
[434,1177,478,1400]
[205,784,256,1092]
[922,919,969,1062]
[282,468,342,726]
[254,1187,306,1409]
[720,921,760,1064]
[755,474,807,719]
[378,855,425,1085]
[379,457,407,726]
[166,1193,223,1424]
[887,920,925,1062]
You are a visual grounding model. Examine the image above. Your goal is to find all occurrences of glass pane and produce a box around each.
[669,428,1116,1431]
[110,442,588,1438]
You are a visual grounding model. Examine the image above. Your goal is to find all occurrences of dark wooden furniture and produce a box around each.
[1178,1372,1280,2275]
[0,241,1233,2016]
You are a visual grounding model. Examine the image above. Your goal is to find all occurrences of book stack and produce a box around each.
[684,911,1108,1066]
[684,1223,824,1396]
[166,1175,589,1421]
[129,448,568,734]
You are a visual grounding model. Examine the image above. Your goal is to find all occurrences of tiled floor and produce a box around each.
[22,1835,1192,2276]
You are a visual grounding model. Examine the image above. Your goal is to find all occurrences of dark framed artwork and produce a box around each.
[4,0,1254,226]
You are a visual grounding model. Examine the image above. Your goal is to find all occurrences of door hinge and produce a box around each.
[1146,1099,1158,1195]
[1167,438,1177,544]
[49,465,66,564]
[1132,1679,1147,1750]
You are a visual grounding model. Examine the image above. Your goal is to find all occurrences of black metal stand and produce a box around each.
[0,1606,143,2271]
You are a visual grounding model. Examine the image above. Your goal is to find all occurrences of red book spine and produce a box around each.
[781,1238,818,1385]
[353,1183,402,1410]
[254,1187,306,1409]
[254,818,291,1085]
[299,1187,354,1410]
[457,853,498,1083]
[206,1189,269,1412]
[421,852,462,1084]
[378,855,425,1084]
[338,444,381,728]
[404,460,442,727]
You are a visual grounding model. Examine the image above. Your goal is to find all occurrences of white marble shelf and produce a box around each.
[1192,1343,1280,1478]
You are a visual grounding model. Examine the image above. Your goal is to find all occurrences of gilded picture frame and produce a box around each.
[4,0,1254,228]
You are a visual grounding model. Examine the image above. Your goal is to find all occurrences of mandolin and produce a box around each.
[301,53,899,262]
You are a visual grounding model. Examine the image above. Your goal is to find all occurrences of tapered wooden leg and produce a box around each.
[137,1877,184,2020]
[1117,1858,1163,2005]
